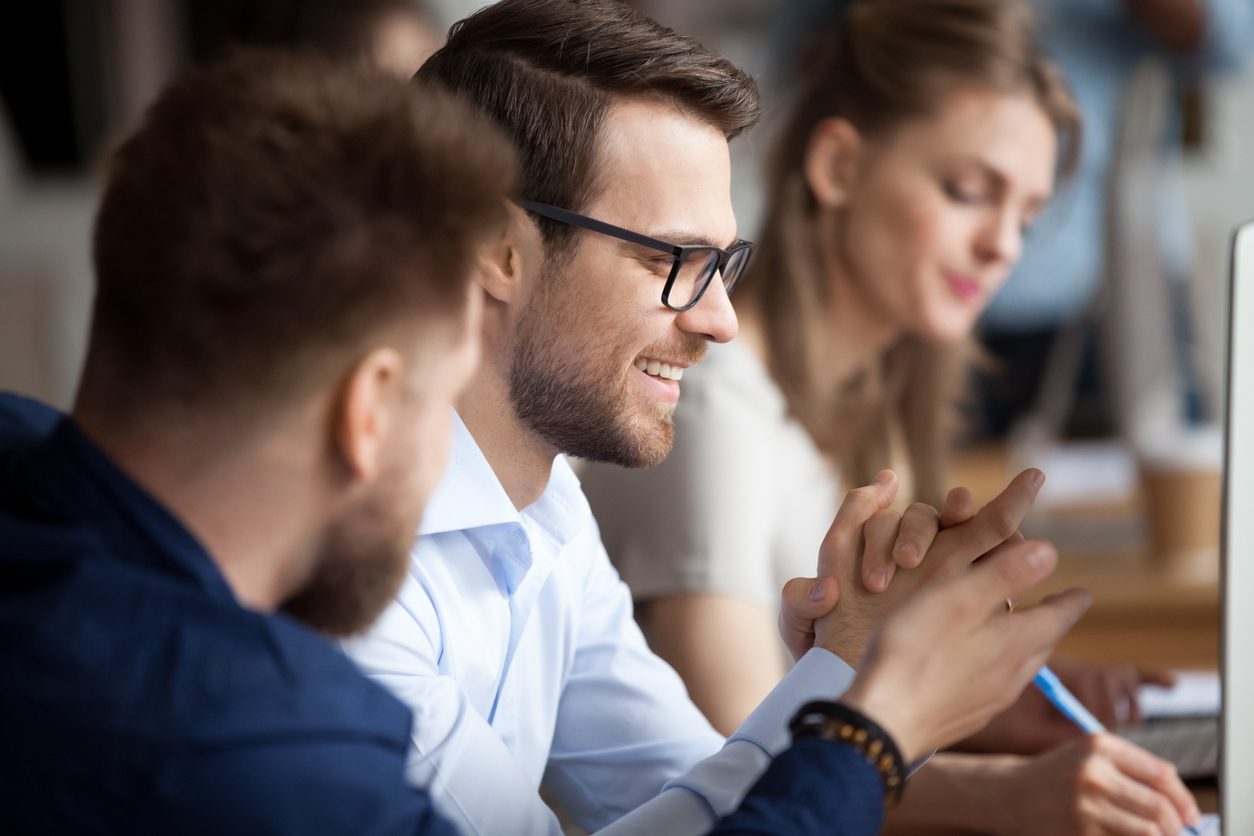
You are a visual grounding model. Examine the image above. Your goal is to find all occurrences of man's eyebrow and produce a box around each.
[631,229,739,250]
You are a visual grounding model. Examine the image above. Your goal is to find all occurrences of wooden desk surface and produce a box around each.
[951,446,1221,670]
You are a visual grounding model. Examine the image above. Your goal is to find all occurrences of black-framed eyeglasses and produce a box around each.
[518,199,754,312]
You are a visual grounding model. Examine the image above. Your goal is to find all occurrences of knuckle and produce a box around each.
[847,486,879,506]
[985,505,1019,540]
[1074,762,1102,793]
[895,546,924,568]
[947,591,979,623]
[868,507,899,528]
[1150,760,1175,786]
[1090,731,1114,753]
[907,502,939,520]
[780,577,809,602]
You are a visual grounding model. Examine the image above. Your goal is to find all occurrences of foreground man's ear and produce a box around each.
[333,347,405,482]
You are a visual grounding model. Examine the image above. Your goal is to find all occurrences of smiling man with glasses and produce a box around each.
[343,6,835,825]
[342,1,1088,834]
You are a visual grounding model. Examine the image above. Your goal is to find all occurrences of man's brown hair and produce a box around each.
[417,0,759,251]
[82,50,515,414]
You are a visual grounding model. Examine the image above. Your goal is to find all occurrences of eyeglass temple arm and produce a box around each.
[516,199,680,256]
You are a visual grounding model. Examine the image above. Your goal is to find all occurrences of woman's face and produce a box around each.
[819,87,1057,342]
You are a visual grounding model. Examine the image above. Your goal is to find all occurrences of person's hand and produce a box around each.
[957,658,1178,755]
[814,468,1045,667]
[773,477,983,661]
[837,538,1091,762]
[987,734,1201,835]
[778,574,840,662]
[775,469,900,661]
[857,479,981,593]
[1047,658,1176,727]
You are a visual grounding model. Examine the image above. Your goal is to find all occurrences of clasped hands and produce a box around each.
[775,469,1201,835]
[779,467,1048,667]
[776,468,1094,763]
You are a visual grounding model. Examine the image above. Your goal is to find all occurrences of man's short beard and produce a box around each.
[280,491,413,637]
[508,298,673,469]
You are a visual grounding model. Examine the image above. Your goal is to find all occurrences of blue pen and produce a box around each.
[1034,666,1200,836]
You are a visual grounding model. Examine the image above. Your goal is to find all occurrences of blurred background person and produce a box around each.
[582,2,1193,833]
[190,0,442,79]
[1,0,445,418]
[768,0,1254,443]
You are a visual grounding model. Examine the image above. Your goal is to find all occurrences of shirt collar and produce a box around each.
[18,416,237,602]
[419,411,591,546]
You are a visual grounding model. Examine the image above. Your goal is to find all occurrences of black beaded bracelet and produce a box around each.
[788,700,907,809]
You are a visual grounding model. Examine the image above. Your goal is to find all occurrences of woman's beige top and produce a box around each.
[581,338,840,609]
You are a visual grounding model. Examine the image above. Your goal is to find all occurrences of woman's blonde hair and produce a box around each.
[741,0,1080,505]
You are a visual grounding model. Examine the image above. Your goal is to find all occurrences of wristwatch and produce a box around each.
[789,700,906,808]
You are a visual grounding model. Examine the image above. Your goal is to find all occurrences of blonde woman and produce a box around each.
[582,1,1193,832]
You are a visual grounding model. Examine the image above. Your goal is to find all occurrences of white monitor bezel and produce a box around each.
[1220,220,1254,832]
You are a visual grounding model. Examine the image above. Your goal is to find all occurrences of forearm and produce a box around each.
[641,595,787,736]
[1123,0,1206,53]
[881,753,1024,836]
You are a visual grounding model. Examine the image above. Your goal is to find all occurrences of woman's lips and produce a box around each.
[944,271,983,301]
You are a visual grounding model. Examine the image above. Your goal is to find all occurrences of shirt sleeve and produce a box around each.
[542,533,731,826]
[543,530,857,833]
[151,736,457,836]
[591,648,857,835]
[582,365,779,607]
[341,574,567,836]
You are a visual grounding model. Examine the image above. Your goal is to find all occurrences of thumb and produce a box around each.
[779,576,840,662]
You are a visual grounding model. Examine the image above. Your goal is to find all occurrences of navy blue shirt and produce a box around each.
[0,394,454,835]
[0,392,886,834]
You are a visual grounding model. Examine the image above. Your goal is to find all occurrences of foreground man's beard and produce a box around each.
[281,494,414,637]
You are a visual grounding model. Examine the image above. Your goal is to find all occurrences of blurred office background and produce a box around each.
[3,0,1253,497]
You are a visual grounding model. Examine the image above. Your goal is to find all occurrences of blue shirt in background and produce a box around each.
[983,0,1254,332]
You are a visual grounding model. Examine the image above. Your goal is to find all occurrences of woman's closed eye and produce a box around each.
[942,179,987,205]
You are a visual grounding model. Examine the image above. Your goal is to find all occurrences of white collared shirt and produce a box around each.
[342,413,855,835]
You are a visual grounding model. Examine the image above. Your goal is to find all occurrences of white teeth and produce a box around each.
[635,357,685,381]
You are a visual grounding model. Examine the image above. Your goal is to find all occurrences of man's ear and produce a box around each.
[478,202,540,305]
[332,346,405,483]
[804,117,863,210]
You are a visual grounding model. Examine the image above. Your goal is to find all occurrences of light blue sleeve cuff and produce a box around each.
[729,647,857,756]
[628,648,854,830]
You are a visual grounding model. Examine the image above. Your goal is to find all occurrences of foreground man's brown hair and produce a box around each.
[81,50,514,418]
